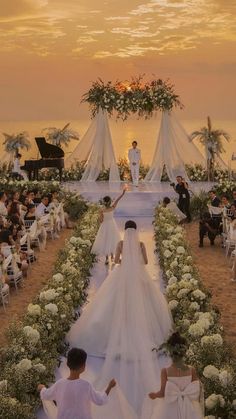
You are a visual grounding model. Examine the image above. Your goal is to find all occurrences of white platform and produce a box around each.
[63,181,213,217]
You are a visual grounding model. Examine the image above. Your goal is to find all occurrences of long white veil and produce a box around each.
[92,228,164,415]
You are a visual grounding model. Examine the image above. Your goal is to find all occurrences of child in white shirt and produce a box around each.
[38,348,116,419]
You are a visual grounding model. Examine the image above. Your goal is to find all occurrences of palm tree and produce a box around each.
[190,116,230,181]
[42,123,80,148]
[2,131,31,160]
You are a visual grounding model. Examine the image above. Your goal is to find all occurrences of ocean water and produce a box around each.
[0,117,235,166]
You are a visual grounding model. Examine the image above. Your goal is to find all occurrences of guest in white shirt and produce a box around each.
[12,153,28,180]
[128,140,141,186]
[0,192,8,219]
[38,348,116,419]
[35,195,49,219]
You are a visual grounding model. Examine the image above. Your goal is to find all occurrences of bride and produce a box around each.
[42,221,172,419]
[69,220,172,359]
[68,220,172,415]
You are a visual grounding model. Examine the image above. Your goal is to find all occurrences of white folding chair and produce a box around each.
[4,254,23,292]
[28,220,42,250]
[20,233,35,267]
[226,224,236,257]
[0,270,10,312]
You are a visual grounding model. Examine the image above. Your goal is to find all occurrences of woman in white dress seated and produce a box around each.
[163,197,186,223]
[148,332,203,419]
[92,187,126,264]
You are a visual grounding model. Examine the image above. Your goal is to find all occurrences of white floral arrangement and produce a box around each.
[154,206,236,418]
[82,76,182,120]
[0,203,100,418]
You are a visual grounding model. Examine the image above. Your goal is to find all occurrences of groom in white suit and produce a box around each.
[128,141,141,186]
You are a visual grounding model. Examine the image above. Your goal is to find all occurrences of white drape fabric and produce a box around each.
[66,108,120,182]
[145,111,205,182]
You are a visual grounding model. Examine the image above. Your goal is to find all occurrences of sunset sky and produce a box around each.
[0,0,236,121]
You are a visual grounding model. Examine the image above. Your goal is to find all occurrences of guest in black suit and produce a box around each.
[208,190,221,207]
[199,212,218,247]
[171,176,191,222]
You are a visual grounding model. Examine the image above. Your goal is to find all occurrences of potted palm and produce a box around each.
[190,117,230,181]
[2,131,31,157]
[42,123,80,148]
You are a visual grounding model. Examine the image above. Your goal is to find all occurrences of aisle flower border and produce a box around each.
[82,76,182,120]
[154,206,236,419]
[0,203,100,418]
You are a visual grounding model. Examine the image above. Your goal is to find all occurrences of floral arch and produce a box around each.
[67,76,203,182]
[82,76,183,120]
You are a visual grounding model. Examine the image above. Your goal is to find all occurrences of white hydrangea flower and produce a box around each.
[168,300,179,310]
[203,365,219,379]
[192,289,206,300]
[16,358,32,372]
[168,276,178,285]
[201,334,223,347]
[164,250,172,258]
[177,246,185,254]
[45,303,58,315]
[182,273,192,280]
[189,302,200,311]
[182,265,191,273]
[189,323,205,337]
[182,319,190,328]
[205,394,219,410]
[34,363,46,373]
[0,380,7,390]
[170,261,178,269]
[40,289,59,302]
[69,236,77,245]
[52,273,64,284]
[23,326,40,345]
[219,370,232,387]
[177,288,189,298]
[27,303,41,316]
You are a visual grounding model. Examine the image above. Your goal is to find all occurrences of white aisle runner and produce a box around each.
[38,217,169,419]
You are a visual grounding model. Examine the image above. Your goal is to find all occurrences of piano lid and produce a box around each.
[35,137,64,159]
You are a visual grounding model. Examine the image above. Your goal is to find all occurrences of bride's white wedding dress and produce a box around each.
[42,228,172,419]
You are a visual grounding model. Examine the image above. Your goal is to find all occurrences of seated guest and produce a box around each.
[220,195,231,209]
[232,190,236,207]
[227,204,236,221]
[8,201,22,226]
[24,204,36,221]
[35,195,49,218]
[199,211,218,247]
[12,191,20,203]
[26,191,35,206]
[149,332,203,419]
[19,189,28,204]
[38,348,116,419]
[0,225,15,246]
[0,192,8,219]
[162,197,186,223]
[209,190,221,207]
[32,189,42,204]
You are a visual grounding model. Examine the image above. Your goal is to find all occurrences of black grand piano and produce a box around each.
[22,137,64,181]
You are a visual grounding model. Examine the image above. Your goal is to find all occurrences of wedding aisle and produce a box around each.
[38,216,169,419]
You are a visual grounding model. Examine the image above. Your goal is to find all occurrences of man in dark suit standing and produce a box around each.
[171,176,191,222]
[208,190,221,207]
